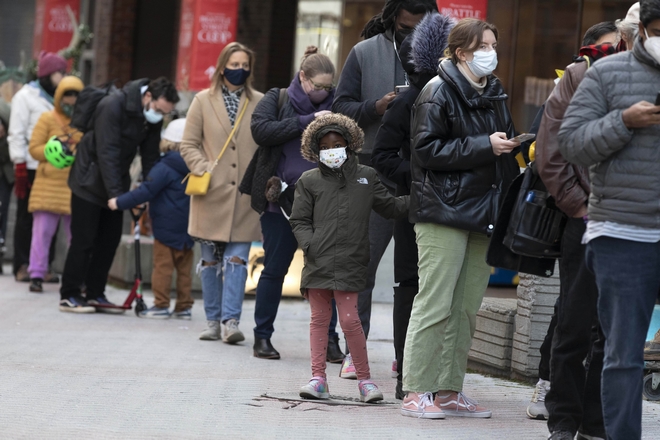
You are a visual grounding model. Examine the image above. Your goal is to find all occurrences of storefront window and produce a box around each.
[294,1,343,74]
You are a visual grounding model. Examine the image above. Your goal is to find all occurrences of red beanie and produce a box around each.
[38,51,67,78]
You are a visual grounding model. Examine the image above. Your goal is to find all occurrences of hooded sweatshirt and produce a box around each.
[28,76,84,215]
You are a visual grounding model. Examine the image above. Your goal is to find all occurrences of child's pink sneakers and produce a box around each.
[339,353,357,379]
[358,380,383,403]
[299,376,330,399]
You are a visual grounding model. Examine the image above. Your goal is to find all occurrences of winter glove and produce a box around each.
[265,176,283,203]
[14,163,28,200]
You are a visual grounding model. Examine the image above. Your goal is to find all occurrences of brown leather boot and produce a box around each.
[15,264,30,282]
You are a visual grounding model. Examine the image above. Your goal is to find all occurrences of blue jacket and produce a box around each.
[116,151,193,250]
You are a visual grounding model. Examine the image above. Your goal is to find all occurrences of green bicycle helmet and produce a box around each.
[44,136,75,169]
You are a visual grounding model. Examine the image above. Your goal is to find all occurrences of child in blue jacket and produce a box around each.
[109,119,194,319]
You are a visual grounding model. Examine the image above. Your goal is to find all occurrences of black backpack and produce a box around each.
[70,82,117,132]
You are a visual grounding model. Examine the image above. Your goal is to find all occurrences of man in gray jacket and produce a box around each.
[332,0,436,373]
[558,1,660,438]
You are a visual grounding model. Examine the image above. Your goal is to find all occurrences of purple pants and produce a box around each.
[28,211,71,279]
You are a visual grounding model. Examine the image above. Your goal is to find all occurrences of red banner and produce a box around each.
[32,0,80,58]
[176,0,239,91]
[437,1,488,20]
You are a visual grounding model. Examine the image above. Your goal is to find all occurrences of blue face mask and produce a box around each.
[224,68,250,86]
[143,101,163,124]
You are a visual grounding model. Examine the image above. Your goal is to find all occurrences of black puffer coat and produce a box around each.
[69,79,162,206]
[409,59,520,234]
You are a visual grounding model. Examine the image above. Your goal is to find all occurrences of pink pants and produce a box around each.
[308,289,371,380]
[28,211,71,279]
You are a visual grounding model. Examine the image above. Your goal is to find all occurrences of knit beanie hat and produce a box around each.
[38,51,67,78]
[162,118,186,143]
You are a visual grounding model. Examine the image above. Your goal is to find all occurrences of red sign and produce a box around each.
[176,0,239,91]
[32,0,80,58]
[437,1,488,20]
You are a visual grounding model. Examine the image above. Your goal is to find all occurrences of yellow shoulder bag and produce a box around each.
[183,99,250,196]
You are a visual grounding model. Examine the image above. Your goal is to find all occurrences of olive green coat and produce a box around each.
[290,154,409,293]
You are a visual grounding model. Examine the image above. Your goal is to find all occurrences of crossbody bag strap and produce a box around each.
[208,98,250,173]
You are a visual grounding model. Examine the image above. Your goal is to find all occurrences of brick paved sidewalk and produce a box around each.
[1,271,658,439]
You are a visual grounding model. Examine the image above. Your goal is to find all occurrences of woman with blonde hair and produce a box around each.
[181,42,263,343]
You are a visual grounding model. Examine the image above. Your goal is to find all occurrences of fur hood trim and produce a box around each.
[301,113,364,162]
[412,12,455,75]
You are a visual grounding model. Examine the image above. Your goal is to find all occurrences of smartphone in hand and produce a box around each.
[395,85,409,95]
[510,133,536,143]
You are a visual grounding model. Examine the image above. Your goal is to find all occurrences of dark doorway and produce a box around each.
[132,0,179,80]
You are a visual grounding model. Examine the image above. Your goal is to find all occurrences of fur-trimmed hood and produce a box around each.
[411,12,455,75]
[301,113,364,163]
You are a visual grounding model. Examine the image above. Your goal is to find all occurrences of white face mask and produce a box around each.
[319,147,347,169]
[644,28,660,64]
[466,50,498,78]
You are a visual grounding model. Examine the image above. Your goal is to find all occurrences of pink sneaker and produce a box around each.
[391,359,398,378]
[400,392,446,419]
[435,392,492,418]
[358,380,383,403]
[339,353,357,379]
[299,376,330,399]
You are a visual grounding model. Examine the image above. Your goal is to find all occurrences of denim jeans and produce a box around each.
[199,241,250,323]
[585,236,660,440]
[254,212,338,339]
[547,219,604,438]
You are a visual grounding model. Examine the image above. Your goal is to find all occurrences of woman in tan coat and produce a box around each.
[180,42,263,344]
[27,75,84,293]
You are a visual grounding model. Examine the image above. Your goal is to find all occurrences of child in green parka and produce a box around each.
[290,113,409,403]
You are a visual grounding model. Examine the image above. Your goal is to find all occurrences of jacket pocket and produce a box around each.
[428,171,459,205]
[79,161,107,199]
[307,224,323,261]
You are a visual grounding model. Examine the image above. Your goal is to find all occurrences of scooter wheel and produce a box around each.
[643,374,660,401]
[135,298,147,316]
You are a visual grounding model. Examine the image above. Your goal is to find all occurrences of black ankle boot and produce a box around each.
[253,336,280,359]
[326,335,345,364]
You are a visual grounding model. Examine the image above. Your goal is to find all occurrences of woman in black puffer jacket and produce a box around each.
[240,46,344,361]
[400,19,520,419]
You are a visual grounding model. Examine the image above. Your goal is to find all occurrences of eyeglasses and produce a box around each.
[308,78,334,92]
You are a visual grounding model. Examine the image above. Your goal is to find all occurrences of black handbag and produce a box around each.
[503,162,567,259]
[486,163,558,278]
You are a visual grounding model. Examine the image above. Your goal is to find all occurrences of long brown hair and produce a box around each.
[300,46,335,79]
[445,18,499,64]
[210,42,256,99]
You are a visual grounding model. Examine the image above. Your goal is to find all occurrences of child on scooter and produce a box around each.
[108,118,194,319]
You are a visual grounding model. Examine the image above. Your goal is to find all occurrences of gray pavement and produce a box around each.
[1,266,659,439]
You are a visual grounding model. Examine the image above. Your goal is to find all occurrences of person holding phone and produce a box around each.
[400,18,520,419]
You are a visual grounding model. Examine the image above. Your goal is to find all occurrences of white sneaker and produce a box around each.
[391,359,398,378]
[199,320,221,340]
[222,318,245,344]
[527,379,550,420]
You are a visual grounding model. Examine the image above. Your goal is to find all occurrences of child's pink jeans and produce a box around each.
[308,288,371,380]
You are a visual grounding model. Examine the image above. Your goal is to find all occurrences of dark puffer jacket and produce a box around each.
[69,79,162,206]
[290,114,409,293]
[116,151,193,251]
[409,59,520,234]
